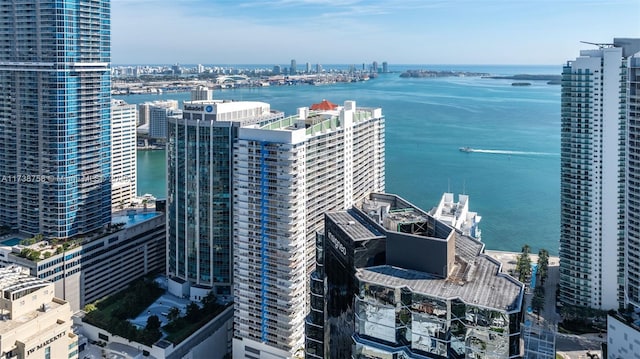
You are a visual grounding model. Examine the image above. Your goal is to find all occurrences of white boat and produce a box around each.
[459,147,473,152]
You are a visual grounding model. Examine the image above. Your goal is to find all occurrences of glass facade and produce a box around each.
[0,0,112,238]
[306,194,524,359]
[167,119,235,294]
[353,283,519,359]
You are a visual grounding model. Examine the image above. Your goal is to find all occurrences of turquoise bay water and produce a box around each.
[128,65,561,254]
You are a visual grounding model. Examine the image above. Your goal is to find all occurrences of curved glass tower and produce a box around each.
[0,0,111,238]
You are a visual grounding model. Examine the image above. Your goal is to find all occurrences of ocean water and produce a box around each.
[127,65,561,254]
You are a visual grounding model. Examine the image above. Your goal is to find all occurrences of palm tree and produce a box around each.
[167,307,180,322]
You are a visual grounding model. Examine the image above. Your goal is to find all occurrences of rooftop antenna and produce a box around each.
[447,178,451,193]
[580,41,615,49]
[463,179,466,195]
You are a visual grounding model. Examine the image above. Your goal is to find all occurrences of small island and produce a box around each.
[399,70,490,78]
[483,74,561,85]
[511,82,532,86]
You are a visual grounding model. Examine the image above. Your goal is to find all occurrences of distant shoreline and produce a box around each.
[399,71,562,84]
[400,70,490,78]
[482,74,561,82]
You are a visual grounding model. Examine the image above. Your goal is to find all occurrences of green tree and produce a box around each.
[516,246,532,283]
[27,250,41,261]
[167,307,181,322]
[531,294,544,314]
[146,315,161,331]
[537,249,549,284]
[202,291,217,310]
[185,302,201,323]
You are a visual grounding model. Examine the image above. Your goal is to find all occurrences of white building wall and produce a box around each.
[232,101,385,358]
[600,48,625,310]
[625,51,640,307]
[607,314,640,359]
[233,136,307,357]
[560,47,625,310]
[111,100,137,209]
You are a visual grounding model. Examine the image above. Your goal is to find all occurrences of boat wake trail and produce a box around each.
[470,149,557,156]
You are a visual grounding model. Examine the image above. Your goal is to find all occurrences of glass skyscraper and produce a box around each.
[166,100,282,298]
[306,193,523,359]
[0,0,111,238]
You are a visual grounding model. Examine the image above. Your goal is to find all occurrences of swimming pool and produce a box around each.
[1,237,22,246]
[112,212,160,228]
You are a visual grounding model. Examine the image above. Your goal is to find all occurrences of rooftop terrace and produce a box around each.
[3,210,163,262]
[356,232,523,312]
[256,101,380,136]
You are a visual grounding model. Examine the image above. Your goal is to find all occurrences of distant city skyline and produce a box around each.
[112,0,640,65]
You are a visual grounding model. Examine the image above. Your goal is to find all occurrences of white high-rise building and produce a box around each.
[620,38,640,310]
[559,42,628,310]
[560,39,640,311]
[232,101,385,358]
[191,85,214,101]
[138,100,178,127]
[111,100,137,209]
[606,37,640,357]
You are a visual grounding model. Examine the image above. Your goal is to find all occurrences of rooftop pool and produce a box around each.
[1,237,23,246]
[112,211,161,228]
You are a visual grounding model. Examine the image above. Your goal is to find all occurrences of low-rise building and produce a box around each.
[0,210,166,311]
[0,266,77,359]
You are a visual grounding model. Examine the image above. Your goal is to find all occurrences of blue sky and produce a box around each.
[111,0,640,65]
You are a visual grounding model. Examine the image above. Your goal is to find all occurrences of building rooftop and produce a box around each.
[1,210,163,263]
[0,266,66,333]
[356,233,523,312]
[253,100,382,136]
[0,266,48,293]
[359,193,451,240]
[430,193,482,240]
[0,299,66,333]
[325,210,385,242]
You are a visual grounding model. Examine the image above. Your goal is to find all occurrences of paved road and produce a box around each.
[556,332,605,359]
[486,251,606,358]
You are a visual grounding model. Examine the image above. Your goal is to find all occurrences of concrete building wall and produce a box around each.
[607,314,640,359]
[0,269,76,359]
[560,46,626,310]
[233,101,385,357]
[2,212,165,311]
[111,100,138,209]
